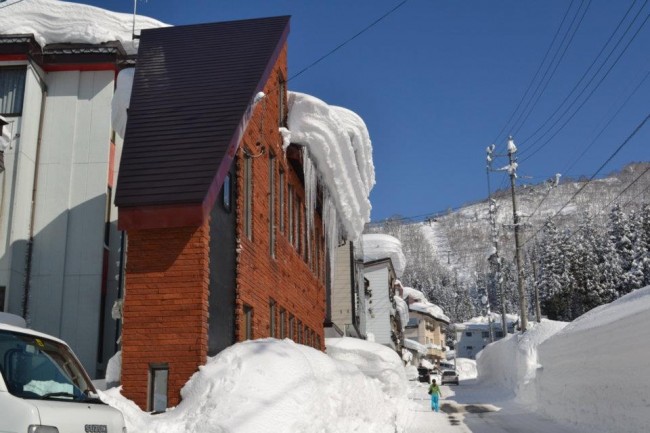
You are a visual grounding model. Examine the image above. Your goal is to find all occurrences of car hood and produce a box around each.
[35,400,124,433]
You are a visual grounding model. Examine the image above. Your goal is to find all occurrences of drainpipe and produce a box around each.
[22,63,47,320]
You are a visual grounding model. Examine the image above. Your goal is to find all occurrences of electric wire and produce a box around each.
[288,0,409,83]
[520,8,650,162]
[490,0,577,145]
[510,0,593,138]
[521,114,650,247]
[519,0,643,145]
[563,70,649,175]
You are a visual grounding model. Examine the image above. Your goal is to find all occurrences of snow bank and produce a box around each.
[287,92,374,242]
[475,319,567,403]
[102,338,409,433]
[105,350,121,385]
[0,0,167,54]
[534,286,650,433]
[362,234,406,276]
[454,358,477,380]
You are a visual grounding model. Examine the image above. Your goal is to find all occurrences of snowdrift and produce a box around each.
[101,338,409,433]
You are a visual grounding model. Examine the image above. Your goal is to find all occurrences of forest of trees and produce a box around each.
[366,164,650,326]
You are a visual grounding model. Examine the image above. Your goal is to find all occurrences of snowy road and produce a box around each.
[406,380,587,433]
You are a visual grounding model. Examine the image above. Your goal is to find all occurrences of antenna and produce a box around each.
[132,0,140,40]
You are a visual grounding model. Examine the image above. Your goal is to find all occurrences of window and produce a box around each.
[243,152,253,240]
[496,331,504,338]
[223,173,231,211]
[296,197,302,252]
[465,331,472,337]
[269,153,276,258]
[243,305,253,340]
[298,320,303,343]
[269,299,276,338]
[148,364,168,413]
[288,184,294,244]
[289,315,295,339]
[278,79,286,126]
[466,346,473,351]
[0,286,5,311]
[482,331,489,338]
[279,170,285,233]
[280,309,286,338]
[0,67,26,116]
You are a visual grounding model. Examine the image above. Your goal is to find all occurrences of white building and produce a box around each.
[0,0,164,377]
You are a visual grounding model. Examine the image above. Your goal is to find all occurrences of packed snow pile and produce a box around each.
[362,234,406,276]
[534,285,650,433]
[0,0,167,54]
[476,319,567,402]
[473,286,650,432]
[102,338,409,433]
[401,286,450,323]
[287,92,374,242]
[454,358,477,380]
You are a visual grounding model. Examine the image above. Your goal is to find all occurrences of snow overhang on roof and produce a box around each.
[0,0,167,55]
[362,234,406,277]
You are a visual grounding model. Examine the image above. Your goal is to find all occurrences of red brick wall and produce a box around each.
[234,44,327,349]
[120,221,210,409]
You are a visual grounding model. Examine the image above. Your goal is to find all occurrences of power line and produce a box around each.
[519,0,644,146]
[520,7,650,162]
[288,0,409,83]
[563,69,649,174]
[510,0,593,138]
[521,114,650,247]
[490,0,577,145]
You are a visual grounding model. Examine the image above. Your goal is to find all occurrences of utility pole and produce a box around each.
[506,136,528,332]
[486,144,508,336]
[531,250,542,323]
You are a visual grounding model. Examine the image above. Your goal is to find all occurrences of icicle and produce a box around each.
[323,191,339,287]
[303,148,318,263]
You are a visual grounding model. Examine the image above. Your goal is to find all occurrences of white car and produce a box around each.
[0,313,126,433]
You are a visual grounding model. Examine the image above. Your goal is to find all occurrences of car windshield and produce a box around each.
[443,371,456,376]
[0,330,97,402]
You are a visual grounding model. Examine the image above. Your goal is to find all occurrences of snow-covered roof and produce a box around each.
[400,286,450,323]
[0,0,167,55]
[459,312,519,329]
[362,234,406,277]
[287,92,375,242]
[403,338,427,355]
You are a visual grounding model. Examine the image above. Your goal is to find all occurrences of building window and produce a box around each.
[280,309,286,338]
[296,197,302,252]
[288,184,294,244]
[0,286,5,311]
[0,67,26,116]
[269,299,276,338]
[223,173,231,211]
[466,346,473,351]
[243,152,253,240]
[482,331,489,338]
[289,315,295,339]
[243,304,253,340]
[148,364,168,413]
[279,170,285,233]
[496,331,504,338]
[278,79,286,126]
[297,320,303,343]
[465,331,472,337]
[269,153,276,258]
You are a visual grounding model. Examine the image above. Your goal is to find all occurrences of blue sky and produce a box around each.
[74,0,649,222]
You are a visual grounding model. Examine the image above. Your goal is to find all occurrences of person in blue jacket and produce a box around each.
[428,379,442,412]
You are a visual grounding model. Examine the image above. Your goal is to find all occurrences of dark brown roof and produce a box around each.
[115,16,290,211]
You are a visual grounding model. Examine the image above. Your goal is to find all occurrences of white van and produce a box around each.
[0,313,126,433]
